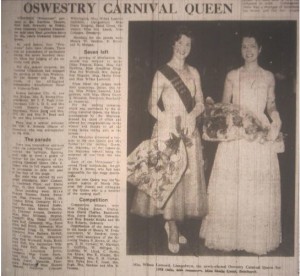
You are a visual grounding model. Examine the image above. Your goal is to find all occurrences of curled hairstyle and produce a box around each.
[171,25,194,46]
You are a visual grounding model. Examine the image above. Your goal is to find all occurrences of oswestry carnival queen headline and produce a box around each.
[23,2,233,15]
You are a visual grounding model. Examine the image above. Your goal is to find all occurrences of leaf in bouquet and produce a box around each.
[202,116,211,126]
[148,152,159,167]
[208,116,227,135]
[155,159,165,171]
[246,132,258,141]
[181,134,193,148]
[160,181,170,191]
[169,161,176,173]
[164,134,181,155]
[152,140,159,150]
[206,130,216,139]
[212,107,224,116]
[245,124,257,135]
[135,161,142,171]
[232,114,243,127]
[157,194,164,203]
[153,170,163,181]
[203,104,229,140]
[216,129,227,139]
[275,132,286,142]
[170,153,180,162]
[261,128,269,139]
[141,175,151,184]
[160,174,168,186]
[156,152,169,168]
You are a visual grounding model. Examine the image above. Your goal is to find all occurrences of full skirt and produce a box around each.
[200,139,281,255]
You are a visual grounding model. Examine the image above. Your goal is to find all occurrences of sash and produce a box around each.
[158,64,196,113]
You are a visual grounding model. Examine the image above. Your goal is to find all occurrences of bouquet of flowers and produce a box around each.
[127,133,189,208]
[202,97,284,149]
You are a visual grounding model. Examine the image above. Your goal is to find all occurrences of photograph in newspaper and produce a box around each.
[1,0,299,275]
[127,21,297,257]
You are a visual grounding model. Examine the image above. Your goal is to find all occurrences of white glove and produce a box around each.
[184,114,196,137]
[268,111,282,141]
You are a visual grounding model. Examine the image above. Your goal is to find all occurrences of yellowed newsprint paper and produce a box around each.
[2,0,299,275]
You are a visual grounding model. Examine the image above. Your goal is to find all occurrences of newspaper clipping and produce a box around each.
[2,0,299,275]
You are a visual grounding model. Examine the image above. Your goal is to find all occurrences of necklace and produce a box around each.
[241,66,260,89]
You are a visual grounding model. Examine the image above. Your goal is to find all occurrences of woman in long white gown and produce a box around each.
[131,27,207,254]
[200,33,282,255]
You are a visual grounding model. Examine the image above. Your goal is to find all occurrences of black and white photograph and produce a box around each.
[127,21,297,257]
[2,0,299,275]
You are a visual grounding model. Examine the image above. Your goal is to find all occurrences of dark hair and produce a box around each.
[240,30,262,48]
[171,25,194,46]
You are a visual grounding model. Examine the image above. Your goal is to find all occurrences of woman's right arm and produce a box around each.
[148,71,165,121]
[222,71,234,103]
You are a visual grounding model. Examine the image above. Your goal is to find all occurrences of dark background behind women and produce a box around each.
[127,21,296,256]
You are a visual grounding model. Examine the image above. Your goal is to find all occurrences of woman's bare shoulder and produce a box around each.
[226,68,240,81]
[260,67,275,79]
[187,65,200,78]
[153,69,168,82]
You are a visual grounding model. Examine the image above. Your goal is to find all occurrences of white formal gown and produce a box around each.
[200,67,281,255]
